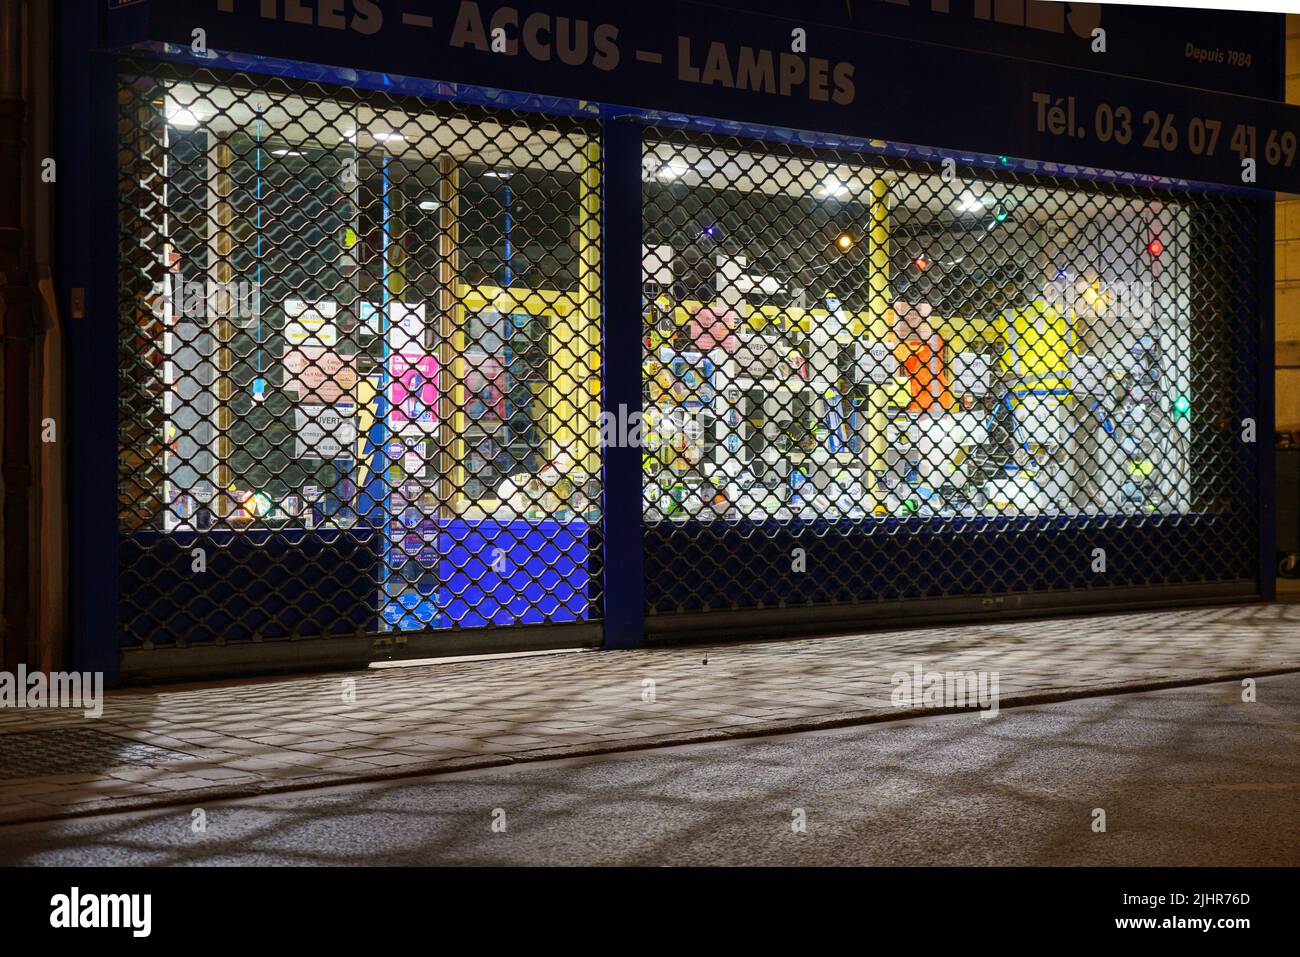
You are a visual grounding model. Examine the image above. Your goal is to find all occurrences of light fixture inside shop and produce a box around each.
[835,232,855,251]
[656,161,688,180]
[165,103,201,128]
[272,149,303,157]
[418,199,441,211]
[957,192,987,213]
[373,131,405,142]
[914,254,931,271]
[1147,238,1164,257]
[484,169,514,179]
[819,178,850,199]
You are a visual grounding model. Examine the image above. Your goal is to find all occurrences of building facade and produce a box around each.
[34,0,1297,682]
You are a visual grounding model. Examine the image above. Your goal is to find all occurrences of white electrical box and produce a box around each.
[853,341,893,385]
[951,352,992,396]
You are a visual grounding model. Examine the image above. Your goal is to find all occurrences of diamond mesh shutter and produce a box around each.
[117,58,603,649]
[641,128,1258,620]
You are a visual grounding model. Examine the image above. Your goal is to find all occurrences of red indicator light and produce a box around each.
[1147,239,1163,257]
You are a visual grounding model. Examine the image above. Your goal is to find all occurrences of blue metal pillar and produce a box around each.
[600,119,645,648]
[60,0,120,680]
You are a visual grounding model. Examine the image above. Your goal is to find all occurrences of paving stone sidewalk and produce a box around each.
[2,601,1299,824]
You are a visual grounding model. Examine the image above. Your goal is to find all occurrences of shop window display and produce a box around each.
[115,61,1249,648]
[642,134,1202,524]
[118,65,601,637]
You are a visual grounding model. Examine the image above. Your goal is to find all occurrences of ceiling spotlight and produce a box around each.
[272,148,303,157]
[835,232,855,251]
[165,103,201,128]
[418,199,441,212]
[819,178,850,199]
[957,192,987,213]
[373,131,405,142]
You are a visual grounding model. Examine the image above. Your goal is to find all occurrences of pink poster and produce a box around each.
[388,353,439,428]
[283,348,358,404]
[463,352,506,423]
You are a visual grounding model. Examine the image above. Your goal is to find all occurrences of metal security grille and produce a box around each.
[641,127,1258,618]
[117,58,603,649]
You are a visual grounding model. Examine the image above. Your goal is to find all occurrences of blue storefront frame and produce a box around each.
[60,1,1284,682]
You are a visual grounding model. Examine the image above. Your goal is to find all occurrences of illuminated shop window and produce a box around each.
[118,64,601,635]
[642,133,1209,524]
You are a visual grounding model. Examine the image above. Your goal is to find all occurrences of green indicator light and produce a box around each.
[1173,395,1191,417]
